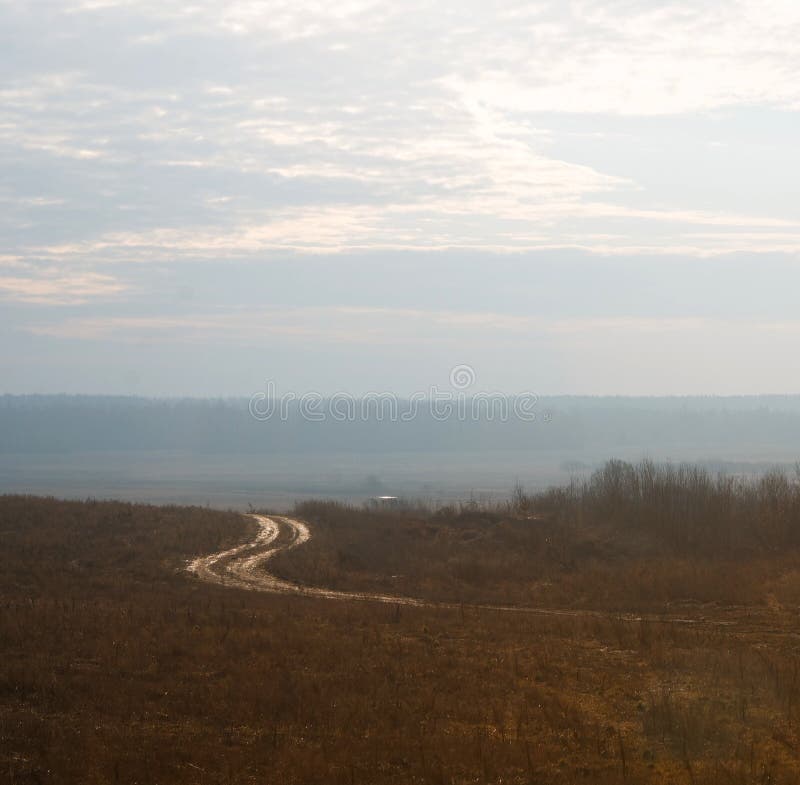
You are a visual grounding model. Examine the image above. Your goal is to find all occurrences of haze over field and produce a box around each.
[2,394,800,508]
[3,1,800,398]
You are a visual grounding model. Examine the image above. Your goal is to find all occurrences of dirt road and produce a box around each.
[189,514,433,605]
[187,514,755,628]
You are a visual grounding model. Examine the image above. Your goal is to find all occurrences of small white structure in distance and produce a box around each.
[367,495,400,510]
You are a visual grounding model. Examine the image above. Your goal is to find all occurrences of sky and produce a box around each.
[2,0,800,397]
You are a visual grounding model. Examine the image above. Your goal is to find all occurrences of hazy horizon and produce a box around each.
[2,393,799,509]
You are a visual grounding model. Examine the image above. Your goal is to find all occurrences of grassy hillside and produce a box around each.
[4,478,800,783]
[275,461,800,611]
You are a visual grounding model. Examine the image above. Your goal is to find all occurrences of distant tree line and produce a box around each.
[3,393,800,455]
[518,459,800,555]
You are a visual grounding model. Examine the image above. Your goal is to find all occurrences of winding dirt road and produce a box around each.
[187,514,751,628]
[188,514,433,606]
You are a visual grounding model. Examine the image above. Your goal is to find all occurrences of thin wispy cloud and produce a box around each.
[23,307,800,343]
[0,271,126,305]
[1,1,799,394]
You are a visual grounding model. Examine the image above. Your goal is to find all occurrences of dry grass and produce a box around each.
[279,464,800,612]
[4,470,800,784]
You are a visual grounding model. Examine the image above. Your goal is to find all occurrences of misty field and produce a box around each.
[5,462,800,784]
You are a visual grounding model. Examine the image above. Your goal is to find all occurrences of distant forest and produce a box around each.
[3,394,800,457]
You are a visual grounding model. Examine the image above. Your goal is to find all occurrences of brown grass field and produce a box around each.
[4,461,800,784]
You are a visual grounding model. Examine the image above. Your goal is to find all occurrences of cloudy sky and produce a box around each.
[2,0,800,396]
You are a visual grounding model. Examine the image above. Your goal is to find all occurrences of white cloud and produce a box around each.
[0,271,126,305]
[27,199,800,261]
[3,1,800,285]
[445,1,800,116]
[25,306,800,345]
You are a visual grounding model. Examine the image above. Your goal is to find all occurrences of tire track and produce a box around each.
[187,514,279,589]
